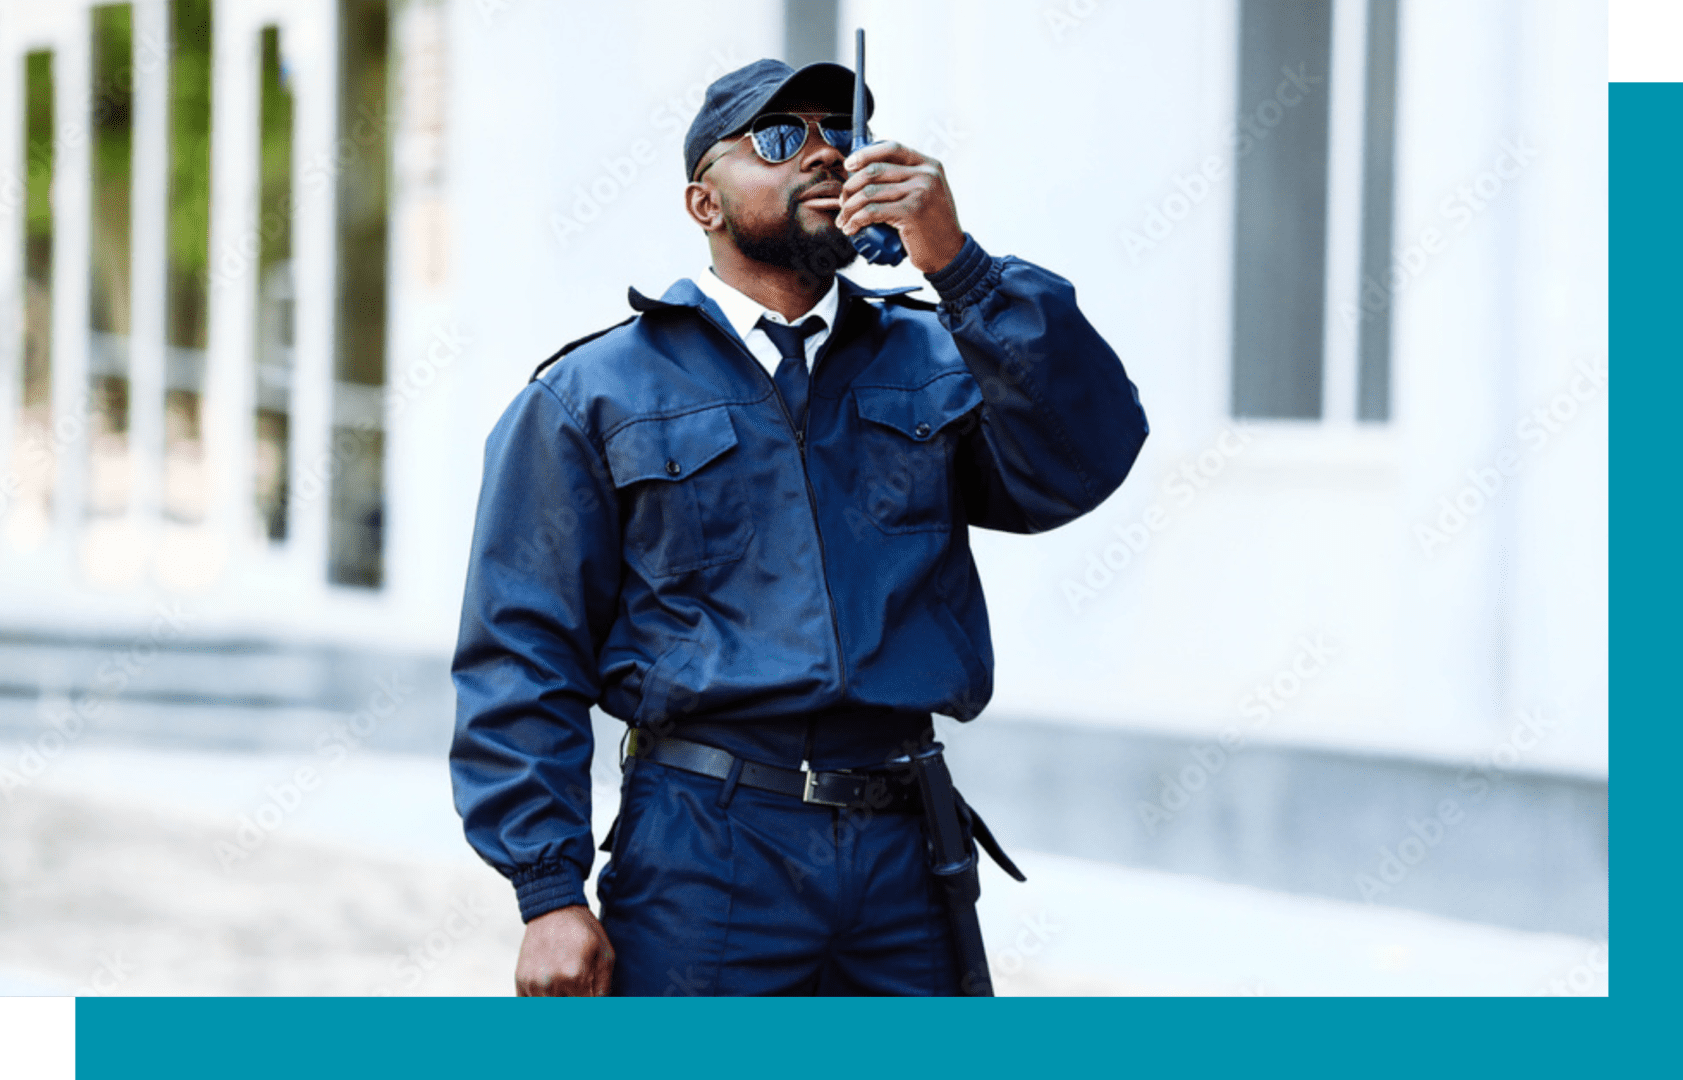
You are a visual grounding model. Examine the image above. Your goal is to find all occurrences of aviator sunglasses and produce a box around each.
[693,113,864,180]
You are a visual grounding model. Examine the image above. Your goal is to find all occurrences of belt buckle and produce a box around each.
[800,760,853,808]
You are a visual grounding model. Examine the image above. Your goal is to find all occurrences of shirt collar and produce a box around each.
[691,267,841,346]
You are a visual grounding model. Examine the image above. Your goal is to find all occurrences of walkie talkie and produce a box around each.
[848,29,906,266]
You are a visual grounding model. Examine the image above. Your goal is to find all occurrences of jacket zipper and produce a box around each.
[702,310,850,700]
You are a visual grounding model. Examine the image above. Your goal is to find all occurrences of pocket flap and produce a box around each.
[854,374,983,441]
[604,406,740,488]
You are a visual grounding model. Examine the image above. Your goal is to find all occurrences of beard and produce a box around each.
[724,182,858,281]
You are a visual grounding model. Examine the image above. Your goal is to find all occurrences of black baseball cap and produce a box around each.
[684,58,875,181]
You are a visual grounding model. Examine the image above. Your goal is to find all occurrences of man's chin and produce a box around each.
[799,221,859,270]
[802,219,849,248]
[729,212,858,275]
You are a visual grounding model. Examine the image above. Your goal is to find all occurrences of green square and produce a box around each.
[0,995,73,1069]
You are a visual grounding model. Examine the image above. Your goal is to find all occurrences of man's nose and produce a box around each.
[800,120,845,171]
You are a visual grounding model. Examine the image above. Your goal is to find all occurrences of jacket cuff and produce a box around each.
[511,859,589,923]
[925,234,995,309]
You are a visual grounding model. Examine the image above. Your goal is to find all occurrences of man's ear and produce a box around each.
[685,179,726,232]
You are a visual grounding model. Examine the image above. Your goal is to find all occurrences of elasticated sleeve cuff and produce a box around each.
[512,860,589,923]
[925,234,995,308]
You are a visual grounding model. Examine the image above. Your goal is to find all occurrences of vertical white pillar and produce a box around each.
[1393,0,1519,746]
[386,0,451,632]
[285,0,337,596]
[0,22,23,511]
[200,0,259,586]
[50,5,91,564]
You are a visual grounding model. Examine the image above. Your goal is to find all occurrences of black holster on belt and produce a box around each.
[909,742,1025,997]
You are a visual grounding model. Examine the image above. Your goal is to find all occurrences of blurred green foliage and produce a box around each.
[23,51,54,410]
[258,25,293,276]
[24,52,53,249]
[335,0,389,388]
[90,3,132,337]
[168,0,212,350]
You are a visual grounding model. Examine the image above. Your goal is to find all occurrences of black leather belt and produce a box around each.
[629,731,922,813]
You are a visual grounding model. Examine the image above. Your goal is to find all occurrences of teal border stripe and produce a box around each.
[77,997,1611,1076]
[1609,81,1673,1016]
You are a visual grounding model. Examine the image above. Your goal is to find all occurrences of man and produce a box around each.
[450,57,1148,996]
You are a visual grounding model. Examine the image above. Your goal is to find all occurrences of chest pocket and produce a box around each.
[605,405,753,577]
[852,373,984,535]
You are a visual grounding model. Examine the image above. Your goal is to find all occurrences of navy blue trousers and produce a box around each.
[596,714,962,996]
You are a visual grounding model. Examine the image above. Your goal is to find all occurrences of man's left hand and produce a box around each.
[839,142,967,275]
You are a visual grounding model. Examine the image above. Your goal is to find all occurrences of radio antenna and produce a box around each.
[853,29,868,150]
[847,29,906,266]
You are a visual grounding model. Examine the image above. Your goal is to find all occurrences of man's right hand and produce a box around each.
[514,904,616,996]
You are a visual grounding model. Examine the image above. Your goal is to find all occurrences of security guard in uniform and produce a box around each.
[449,57,1149,995]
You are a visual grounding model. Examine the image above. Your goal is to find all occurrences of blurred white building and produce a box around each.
[0,0,1607,937]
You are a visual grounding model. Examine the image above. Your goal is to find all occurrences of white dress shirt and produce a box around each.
[691,267,841,379]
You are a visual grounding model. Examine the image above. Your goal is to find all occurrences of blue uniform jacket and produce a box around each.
[450,236,1149,921]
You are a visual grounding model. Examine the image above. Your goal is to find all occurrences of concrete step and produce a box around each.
[0,633,455,754]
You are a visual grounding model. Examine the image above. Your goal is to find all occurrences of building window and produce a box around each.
[330,0,390,588]
[1229,0,1398,423]
[255,25,294,543]
[1229,0,1334,420]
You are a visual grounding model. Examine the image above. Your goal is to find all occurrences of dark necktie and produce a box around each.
[757,315,825,431]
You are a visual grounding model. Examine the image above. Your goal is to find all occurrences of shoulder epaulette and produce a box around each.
[881,291,939,312]
[529,315,638,382]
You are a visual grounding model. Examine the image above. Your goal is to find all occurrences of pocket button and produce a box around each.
[914,421,932,439]
[665,459,682,476]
